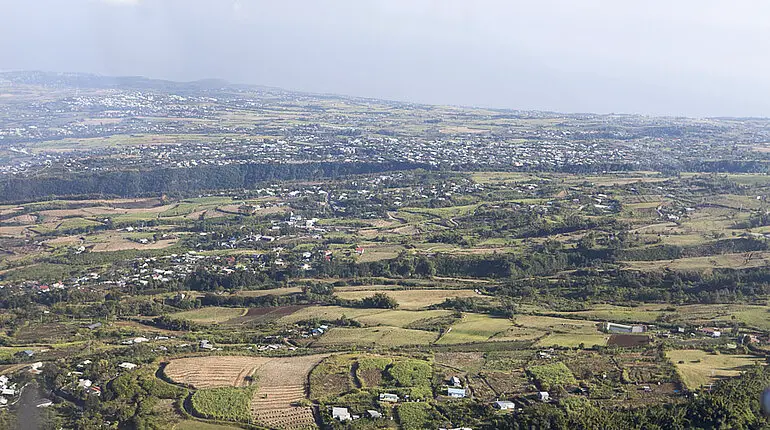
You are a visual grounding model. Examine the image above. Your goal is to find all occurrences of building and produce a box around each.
[447,387,466,398]
[35,399,53,408]
[379,393,399,402]
[119,362,138,370]
[538,392,550,402]
[450,376,462,387]
[367,410,383,419]
[18,350,35,358]
[494,400,515,410]
[701,328,721,338]
[332,407,351,421]
[603,322,646,334]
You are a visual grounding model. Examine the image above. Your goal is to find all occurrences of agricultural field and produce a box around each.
[667,350,764,389]
[314,327,439,347]
[333,288,481,310]
[436,313,514,344]
[3,72,770,429]
[170,307,246,324]
[190,387,253,423]
[173,421,242,430]
[164,356,271,388]
[249,354,327,430]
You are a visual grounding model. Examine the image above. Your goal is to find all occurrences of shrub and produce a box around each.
[190,387,252,423]
[388,359,432,388]
[397,402,436,430]
[527,362,577,391]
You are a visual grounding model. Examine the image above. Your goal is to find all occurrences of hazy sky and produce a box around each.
[1,0,769,117]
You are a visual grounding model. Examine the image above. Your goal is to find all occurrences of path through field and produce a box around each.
[250,354,328,430]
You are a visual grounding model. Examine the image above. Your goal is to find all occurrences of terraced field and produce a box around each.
[164,356,271,388]
[250,354,328,430]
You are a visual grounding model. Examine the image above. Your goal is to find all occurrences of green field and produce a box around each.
[667,350,764,389]
[514,315,603,335]
[536,333,608,348]
[277,306,387,324]
[436,313,513,344]
[551,304,666,324]
[356,309,453,328]
[314,327,438,347]
[173,421,242,430]
[190,387,253,423]
[334,289,480,310]
[170,307,246,323]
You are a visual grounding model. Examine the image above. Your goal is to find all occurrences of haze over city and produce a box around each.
[1,0,769,117]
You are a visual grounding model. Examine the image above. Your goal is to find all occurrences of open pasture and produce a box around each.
[667,350,763,389]
[551,304,667,324]
[314,326,438,347]
[514,315,603,334]
[355,309,453,327]
[333,288,480,310]
[170,307,246,324]
[436,313,513,344]
[275,305,385,325]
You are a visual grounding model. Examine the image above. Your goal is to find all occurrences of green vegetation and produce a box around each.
[527,362,578,391]
[6,73,770,430]
[190,387,253,423]
[667,350,763,389]
[397,402,438,430]
[388,359,432,387]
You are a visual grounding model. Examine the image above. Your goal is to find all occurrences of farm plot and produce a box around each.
[235,287,304,297]
[672,304,770,332]
[514,315,603,334]
[436,313,513,344]
[314,327,438,347]
[551,304,666,324]
[275,306,386,325]
[356,309,453,328]
[227,305,309,325]
[667,350,764,389]
[250,354,328,430]
[170,307,246,324]
[536,334,609,348]
[309,354,356,400]
[164,356,271,388]
[333,289,480,310]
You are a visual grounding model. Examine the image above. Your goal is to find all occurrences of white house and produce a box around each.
[447,387,466,398]
[332,407,351,421]
[538,392,550,402]
[494,400,515,410]
[379,393,399,402]
[119,362,138,370]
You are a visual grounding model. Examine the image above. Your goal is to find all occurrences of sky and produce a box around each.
[1,0,769,117]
